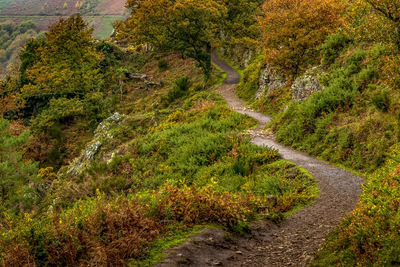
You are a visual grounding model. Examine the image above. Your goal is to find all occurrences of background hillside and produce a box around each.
[0,0,126,76]
[0,0,126,39]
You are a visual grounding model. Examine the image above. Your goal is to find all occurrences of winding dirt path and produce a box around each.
[155,54,363,267]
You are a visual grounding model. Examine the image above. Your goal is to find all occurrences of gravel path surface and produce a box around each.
[155,53,363,267]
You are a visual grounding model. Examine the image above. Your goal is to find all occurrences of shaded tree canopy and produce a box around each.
[116,0,226,80]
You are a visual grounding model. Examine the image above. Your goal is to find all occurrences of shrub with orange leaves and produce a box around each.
[153,184,261,228]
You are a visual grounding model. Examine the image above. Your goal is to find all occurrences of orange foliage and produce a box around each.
[1,199,162,266]
[8,120,28,136]
[0,77,24,116]
[154,185,261,228]
[25,135,54,165]
[260,0,342,76]
[0,241,37,267]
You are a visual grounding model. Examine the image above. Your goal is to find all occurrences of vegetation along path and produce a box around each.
[156,54,364,267]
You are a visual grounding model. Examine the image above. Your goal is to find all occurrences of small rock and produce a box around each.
[291,66,324,101]
[236,251,243,255]
[256,64,286,99]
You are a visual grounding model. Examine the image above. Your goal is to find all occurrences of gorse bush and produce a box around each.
[166,76,191,103]
[372,89,390,112]
[321,33,352,66]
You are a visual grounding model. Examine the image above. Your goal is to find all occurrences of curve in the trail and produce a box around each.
[156,54,363,267]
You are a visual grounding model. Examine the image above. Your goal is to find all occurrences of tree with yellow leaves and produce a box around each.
[21,15,103,115]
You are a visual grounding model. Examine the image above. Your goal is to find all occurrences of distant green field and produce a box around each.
[89,15,125,39]
[0,15,125,40]
[0,0,126,39]
[0,0,13,10]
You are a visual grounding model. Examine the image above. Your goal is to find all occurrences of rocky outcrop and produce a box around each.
[291,67,324,101]
[256,65,286,99]
[65,112,124,176]
[215,46,255,68]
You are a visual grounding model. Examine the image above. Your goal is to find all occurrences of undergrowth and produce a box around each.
[312,144,400,266]
[0,89,318,266]
[272,44,400,172]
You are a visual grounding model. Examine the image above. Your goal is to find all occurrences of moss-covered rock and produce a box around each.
[291,67,324,101]
[256,64,286,99]
[65,112,125,176]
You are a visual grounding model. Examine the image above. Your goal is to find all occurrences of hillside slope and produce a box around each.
[0,0,126,39]
[0,0,126,76]
[0,0,125,16]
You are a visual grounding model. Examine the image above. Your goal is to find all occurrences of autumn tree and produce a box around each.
[221,0,263,49]
[19,38,44,87]
[363,0,400,48]
[260,0,342,76]
[0,76,24,117]
[21,15,104,118]
[116,0,226,81]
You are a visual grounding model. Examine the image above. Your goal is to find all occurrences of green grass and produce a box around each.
[212,62,228,86]
[129,224,204,266]
[89,15,125,39]
[272,45,397,172]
